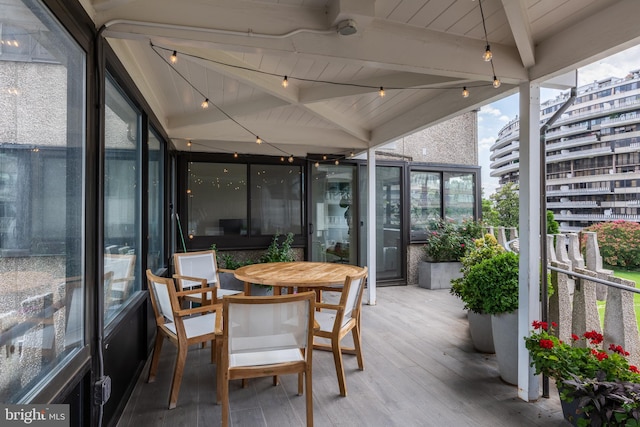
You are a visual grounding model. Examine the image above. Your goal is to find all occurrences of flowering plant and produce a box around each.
[524,321,640,385]
[423,219,483,262]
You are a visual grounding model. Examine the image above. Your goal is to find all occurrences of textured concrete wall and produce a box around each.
[0,62,68,146]
[376,111,478,165]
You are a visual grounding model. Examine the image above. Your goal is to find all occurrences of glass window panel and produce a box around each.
[250,164,302,235]
[410,171,441,240]
[104,76,141,325]
[377,166,402,280]
[0,0,85,402]
[444,172,475,222]
[188,163,247,237]
[148,130,164,272]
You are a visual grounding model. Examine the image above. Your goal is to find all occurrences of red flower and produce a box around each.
[595,351,609,361]
[539,339,554,349]
[630,365,639,374]
[609,344,630,356]
[571,334,580,341]
[583,330,603,345]
[551,321,557,328]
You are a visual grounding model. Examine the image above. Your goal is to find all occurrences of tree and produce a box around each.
[546,210,559,235]
[490,182,519,228]
[482,198,499,226]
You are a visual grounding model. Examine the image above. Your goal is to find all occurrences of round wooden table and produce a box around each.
[233,261,365,295]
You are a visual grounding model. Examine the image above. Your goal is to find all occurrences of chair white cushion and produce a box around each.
[165,313,217,339]
[314,310,351,333]
[230,348,303,367]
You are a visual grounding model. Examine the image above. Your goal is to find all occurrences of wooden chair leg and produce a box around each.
[297,372,303,395]
[216,340,223,404]
[168,344,188,409]
[305,369,313,427]
[221,372,230,427]
[352,325,364,370]
[147,333,164,383]
[332,339,347,397]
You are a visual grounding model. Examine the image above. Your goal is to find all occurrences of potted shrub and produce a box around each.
[464,250,519,384]
[525,321,640,425]
[450,234,505,353]
[418,219,483,289]
[213,233,295,295]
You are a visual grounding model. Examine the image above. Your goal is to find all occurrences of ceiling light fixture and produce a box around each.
[282,76,288,88]
[201,98,209,109]
[493,76,501,88]
[170,50,177,63]
[462,87,469,98]
[256,136,262,144]
[483,45,492,62]
[379,87,385,97]
[288,155,294,163]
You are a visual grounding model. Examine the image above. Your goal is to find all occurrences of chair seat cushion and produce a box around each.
[230,348,303,367]
[217,288,242,298]
[165,313,217,339]
[314,310,350,333]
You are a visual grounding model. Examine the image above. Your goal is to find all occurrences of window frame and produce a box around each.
[177,152,306,250]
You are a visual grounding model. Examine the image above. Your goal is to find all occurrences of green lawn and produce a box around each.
[596,269,640,329]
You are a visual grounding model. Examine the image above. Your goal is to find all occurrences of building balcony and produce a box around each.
[116,285,565,426]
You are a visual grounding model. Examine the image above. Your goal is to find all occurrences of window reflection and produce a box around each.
[148,131,164,272]
[104,76,141,325]
[0,0,85,402]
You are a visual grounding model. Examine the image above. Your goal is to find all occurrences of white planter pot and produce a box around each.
[467,311,495,353]
[491,310,519,385]
[418,261,462,290]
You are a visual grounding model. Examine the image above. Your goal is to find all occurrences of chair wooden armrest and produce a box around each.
[172,274,208,288]
[315,302,340,311]
[218,268,235,274]
[174,302,222,317]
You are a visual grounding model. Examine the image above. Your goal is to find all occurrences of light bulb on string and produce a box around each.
[493,76,501,88]
[462,87,469,98]
[350,151,355,157]
[256,136,262,144]
[282,76,289,88]
[188,233,194,239]
[288,155,294,163]
[334,159,339,165]
[201,98,209,109]
[280,156,285,162]
[233,152,238,158]
[170,50,177,64]
[322,154,327,160]
[314,161,319,168]
[379,87,385,97]
[186,189,191,194]
[187,140,192,147]
[483,45,492,62]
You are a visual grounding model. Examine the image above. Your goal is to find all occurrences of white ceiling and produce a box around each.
[81,0,640,157]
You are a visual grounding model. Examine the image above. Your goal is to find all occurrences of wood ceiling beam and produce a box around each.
[501,0,535,68]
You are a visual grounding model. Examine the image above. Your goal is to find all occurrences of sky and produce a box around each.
[477,44,640,196]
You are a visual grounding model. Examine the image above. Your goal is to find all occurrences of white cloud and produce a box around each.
[578,45,640,86]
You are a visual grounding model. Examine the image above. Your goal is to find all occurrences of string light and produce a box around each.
[233,152,238,158]
[186,189,191,194]
[462,87,469,98]
[350,151,355,157]
[379,87,385,97]
[322,155,327,160]
[170,50,177,64]
[288,155,294,163]
[280,156,285,161]
[483,45,492,62]
[493,76,501,88]
[314,161,319,168]
[187,140,192,147]
[201,98,209,109]
[256,136,262,144]
[282,76,289,88]
[334,159,340,165]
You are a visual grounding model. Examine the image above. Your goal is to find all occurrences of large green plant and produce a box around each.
[423,219,483,262]
[450,234,505,312]
[259,233,295,263]
[463,251,519,315]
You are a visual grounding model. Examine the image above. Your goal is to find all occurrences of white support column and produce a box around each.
[366,147,377,305]
[518,82,541,402]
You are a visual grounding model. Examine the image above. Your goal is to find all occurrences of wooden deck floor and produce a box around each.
[116,285,567,427]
